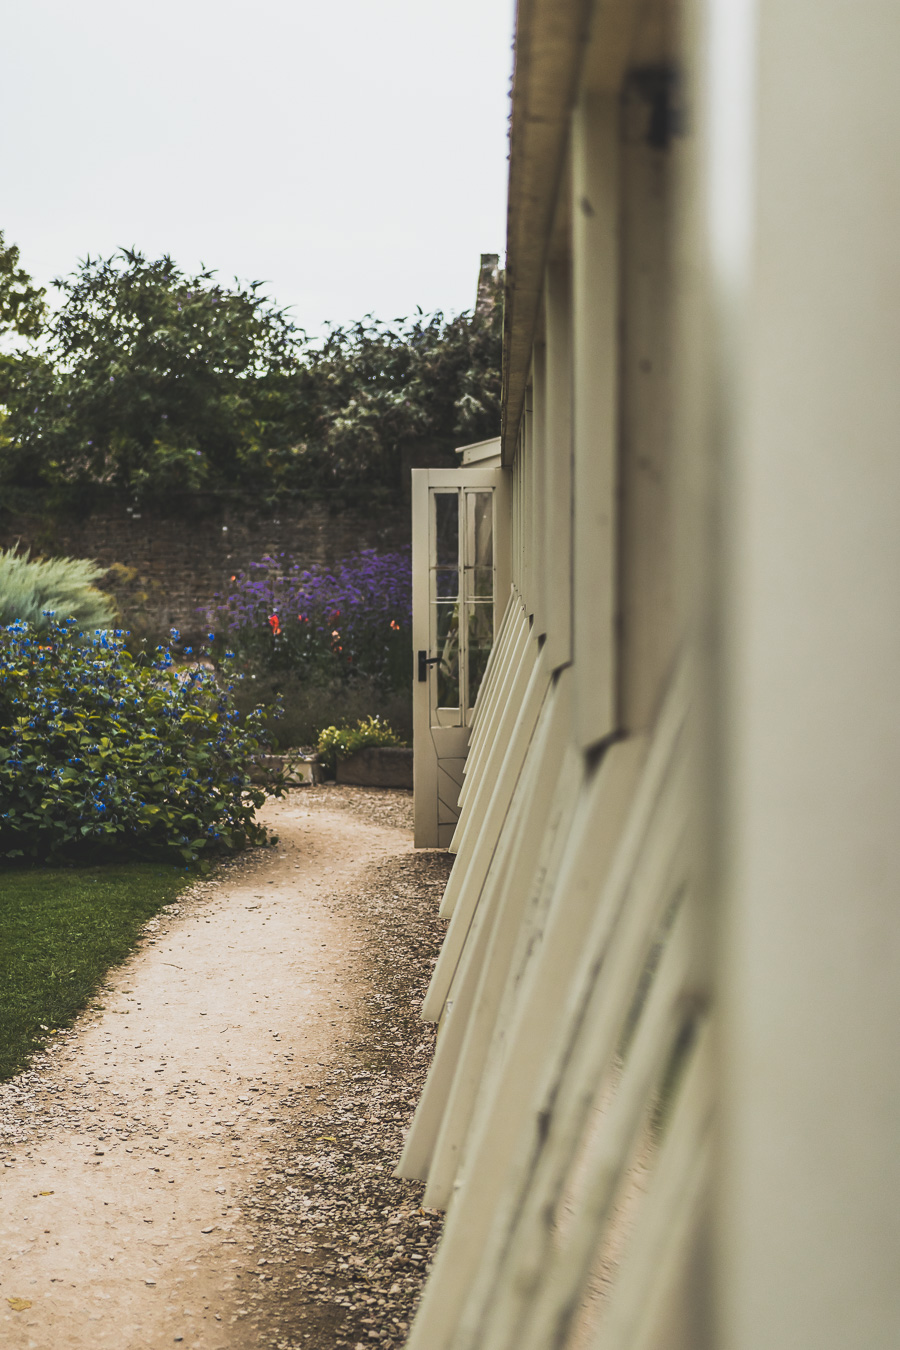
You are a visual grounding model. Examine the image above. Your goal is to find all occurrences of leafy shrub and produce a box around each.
[211,549,412,692]
[0,546,114,630]
[232,673,412,753]
[0,621,279,866]
[316,716,405,774]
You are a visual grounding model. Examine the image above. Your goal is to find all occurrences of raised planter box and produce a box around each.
[250,753,323,786]
[335,746,413,789]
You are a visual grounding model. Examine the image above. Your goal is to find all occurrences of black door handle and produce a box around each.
[418,650,441,682]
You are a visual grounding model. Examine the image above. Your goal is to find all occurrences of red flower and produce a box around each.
[389,619,400,631]
[268,614,281,635]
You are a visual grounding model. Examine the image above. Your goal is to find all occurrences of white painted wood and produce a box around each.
[709,1,900,1346]
[423,645,550,1013]
[617,78,678,733]
[521,381,534,616]
[508,899,693,1350]
[405,662,687,1350]
[411,470,437,849]
[457,436,502,466]
[423,674,573,1206]
[469,593,527,748]
[543,259,574,673]
[404,2,900,1346]
[444,620,536,875]
[453,673,690,1350]
[458,597,527,810]
[406,7,713,1350]
[403,743,636,1350]
[590,1025,712,1350]
[399,672,564,1186]
[531,338,548,638]
[467,586,516,739]
[571,90,619,748]
[458,606,527,811]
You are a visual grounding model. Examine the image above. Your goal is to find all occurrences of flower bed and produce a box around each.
[210,549,412,692]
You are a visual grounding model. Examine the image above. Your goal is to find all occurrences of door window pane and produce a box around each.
[467,492,493,568]
[436,567,459,599]
[435,601,460,709]
[427,486,495,722]
[435,491,460,606]
[435,493,459,567]
[471,566,493,599]
[463,491,494,714]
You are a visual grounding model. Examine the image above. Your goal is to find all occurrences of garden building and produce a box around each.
[405,1,900,1348]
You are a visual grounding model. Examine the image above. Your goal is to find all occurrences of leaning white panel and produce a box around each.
[424,646,550,1015]
[447,618,534,865]
[398,673,560,1186]
[403,737,646,1350]
[506,892,693,1350]
[587,1024,713,1350]
[406,666,688,1350]
[424,674,573,1206]
[459,599,529,813]
[473,744,689,1350]
[467,587,519,742]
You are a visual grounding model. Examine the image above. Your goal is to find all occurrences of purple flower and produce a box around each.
[208,549,411,686]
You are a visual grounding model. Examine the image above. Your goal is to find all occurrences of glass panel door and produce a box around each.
[464,490,494,712]
[429,487,496,727]
[431,491,461,723]
[413,465,509,847]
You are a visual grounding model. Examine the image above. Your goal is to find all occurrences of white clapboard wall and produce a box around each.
[399,0,900,1347]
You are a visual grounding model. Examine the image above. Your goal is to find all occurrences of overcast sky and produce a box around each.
[1,0,514,336]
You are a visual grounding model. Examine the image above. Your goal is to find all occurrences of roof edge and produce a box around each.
[501,0,592,463]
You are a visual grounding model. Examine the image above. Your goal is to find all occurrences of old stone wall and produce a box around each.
[0,496,409,641]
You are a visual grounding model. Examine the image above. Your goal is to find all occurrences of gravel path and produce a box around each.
[0,787,450,1350]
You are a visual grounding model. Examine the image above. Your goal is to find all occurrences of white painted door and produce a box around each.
[412,467,510,847]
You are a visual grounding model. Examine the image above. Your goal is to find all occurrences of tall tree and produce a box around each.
[0,249,303,497]
[0,232,46,341]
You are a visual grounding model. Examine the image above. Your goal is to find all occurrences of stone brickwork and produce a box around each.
[0,497,409,641]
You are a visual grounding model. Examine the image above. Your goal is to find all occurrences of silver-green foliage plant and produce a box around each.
[0,547,115,630]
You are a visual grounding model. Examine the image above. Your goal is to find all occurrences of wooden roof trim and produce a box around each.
[501,0,592,464]
[501,0,651,464]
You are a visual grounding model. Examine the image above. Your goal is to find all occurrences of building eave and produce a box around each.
[501,0,592,464]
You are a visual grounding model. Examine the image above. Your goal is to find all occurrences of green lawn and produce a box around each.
[0,863,190,1080]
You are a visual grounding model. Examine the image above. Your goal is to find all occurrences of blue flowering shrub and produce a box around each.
[0,621,280,866]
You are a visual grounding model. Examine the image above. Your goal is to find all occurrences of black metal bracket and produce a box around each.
[418,650,441,683]
[628,66,684,150]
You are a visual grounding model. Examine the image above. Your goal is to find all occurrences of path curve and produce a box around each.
[0,790,414,1350]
